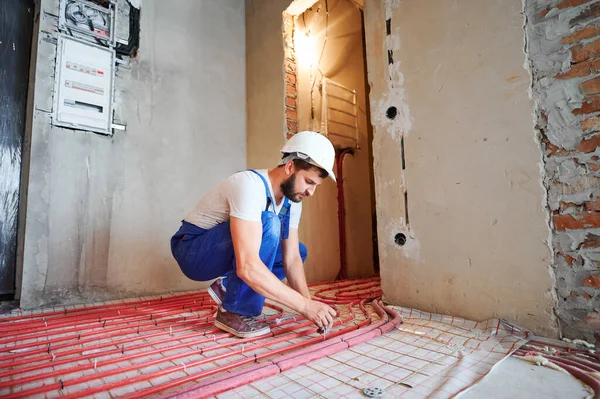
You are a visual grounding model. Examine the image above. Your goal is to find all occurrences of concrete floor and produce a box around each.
[461,356,591,399]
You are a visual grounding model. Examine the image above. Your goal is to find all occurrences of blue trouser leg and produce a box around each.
[223,212,281,316]
[170,220,234,282]
[271,242,308,280]
[170,212,308,317]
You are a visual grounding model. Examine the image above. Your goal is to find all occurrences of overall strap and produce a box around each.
[247,169,275,212]
[246,170,292,239]
[279,197,291,240]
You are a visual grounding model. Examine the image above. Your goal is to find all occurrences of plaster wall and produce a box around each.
[20,0,246,307]
[364,0,558,336]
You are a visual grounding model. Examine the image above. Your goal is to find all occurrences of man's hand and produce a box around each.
[301,299,336,329]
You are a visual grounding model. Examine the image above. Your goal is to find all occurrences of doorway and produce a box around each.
[283,0,379,281]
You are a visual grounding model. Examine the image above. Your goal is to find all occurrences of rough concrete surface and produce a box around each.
[364,0,558,337]
[20,0,246,308]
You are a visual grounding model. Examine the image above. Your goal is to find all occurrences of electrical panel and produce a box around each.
[53,0,138,135]
[53,36,115,134]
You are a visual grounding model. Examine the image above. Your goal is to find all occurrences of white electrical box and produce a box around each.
[53,35,115,135]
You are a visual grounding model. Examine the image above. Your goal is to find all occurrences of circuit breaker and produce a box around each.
[53,36,115,134]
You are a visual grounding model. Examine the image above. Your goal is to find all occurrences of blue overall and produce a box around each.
[170,170,307,316]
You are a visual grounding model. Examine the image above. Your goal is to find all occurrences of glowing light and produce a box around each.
[295,30,317,66]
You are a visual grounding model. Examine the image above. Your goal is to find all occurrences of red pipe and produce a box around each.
[550,359,600,399]
[0,291,211,326]
[155,300,402,399]
[336,148,353,280]
[0,278,400,399]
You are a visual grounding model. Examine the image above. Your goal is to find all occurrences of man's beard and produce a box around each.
[281,173,303,203]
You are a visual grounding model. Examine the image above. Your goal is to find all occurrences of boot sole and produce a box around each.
[207,286,222,305]
[214,320,271,338]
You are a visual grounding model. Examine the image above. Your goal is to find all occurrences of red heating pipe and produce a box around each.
[58,322,342,399]
[0,278,388,398]
[308,275,379,288]
[153,300,402,399]
[0,321,218,368]
[136,299,377,399]
[126,314,376,399]
[0,303,217,347]
[0,303,289,389]
[0,312,215,360]
[336,148,353,280]
[8,299,363,398]
[2,306,317,397]
[0,293,212,337]
[0,301,283,363]
[0,291,211,325]
[2,305,329,383]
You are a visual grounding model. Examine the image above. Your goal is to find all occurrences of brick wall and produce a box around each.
[283,13,298,140]
[526,0,600,341]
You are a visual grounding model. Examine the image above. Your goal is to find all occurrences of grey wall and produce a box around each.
[246,0,291,169]
[19,0,246,308]
[364,0,558,337]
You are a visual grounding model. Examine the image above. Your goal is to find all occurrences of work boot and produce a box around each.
[207,278,226,305]
[214,307,271,338]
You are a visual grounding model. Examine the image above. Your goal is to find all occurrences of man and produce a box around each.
[171,131,337,338]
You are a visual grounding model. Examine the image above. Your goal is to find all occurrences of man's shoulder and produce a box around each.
[227,170,265,185]
[224,170,267,196]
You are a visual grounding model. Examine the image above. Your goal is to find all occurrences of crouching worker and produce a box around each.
[170,131,337,338]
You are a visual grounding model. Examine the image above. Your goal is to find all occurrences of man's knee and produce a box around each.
[299,242,308,262]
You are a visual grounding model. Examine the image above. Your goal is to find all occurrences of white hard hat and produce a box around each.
[280,131,337,182]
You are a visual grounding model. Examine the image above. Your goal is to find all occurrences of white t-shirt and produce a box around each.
[184,169,302,230]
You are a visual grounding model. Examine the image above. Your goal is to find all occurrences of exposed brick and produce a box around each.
[574,95,600,115]
[284,59,296,73]
[554,211,600,230]
[285,83,296,95]
[583,292,592,299]
[285,72,296,85]
[565,254,577,265]
[562,26,600,44]
[286,132,294,139]
[285,96,296,108]
[543,136,568,156]
[558,0,596,9]
[582,271,600,287]
[285,108,297,120]
[571,2,600,25]
[556,58,600,79]
[579,233,600,248]
[286,119,297,133]
[582,115,600,132]
[587,162,600,171]
[576,133,600,152]
[571,38,600,63]
[541,0,595,17]
[561,201,580,211]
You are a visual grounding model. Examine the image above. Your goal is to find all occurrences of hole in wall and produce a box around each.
[394,233,406,246]
[386,106,397,120]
